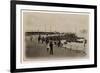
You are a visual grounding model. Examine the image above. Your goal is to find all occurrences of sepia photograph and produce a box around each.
[22,10,89,60]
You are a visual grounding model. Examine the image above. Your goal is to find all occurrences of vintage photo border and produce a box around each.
[10,0,97,73]
[21,9,90,62]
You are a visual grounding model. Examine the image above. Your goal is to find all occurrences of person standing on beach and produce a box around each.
[58,40,61,47]
[41,37,45,44]
[49,41,53,55]
[46,42,49,52]
[38,34,41,43]
[84,39,87,47]
[45,38,49,45]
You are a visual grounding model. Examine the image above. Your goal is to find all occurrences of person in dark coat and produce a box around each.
[58,40,61,47]
[38,35,41,43]
[49,41,53,55]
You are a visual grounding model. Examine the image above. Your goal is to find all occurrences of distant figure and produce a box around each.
[45,34,48,44]
[46,38,49,45]
[84,39,87,47]
[63,43,67,50]
[49,41,53,55]
[54,41,57,45]
[41,37,45,44]
[58,40,61,47]
[46,42,50,52]
[38,35,41,43]
[30,36,33,41]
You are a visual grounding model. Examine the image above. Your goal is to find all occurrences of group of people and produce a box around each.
[36,34,87,55]
[37,34,63,55]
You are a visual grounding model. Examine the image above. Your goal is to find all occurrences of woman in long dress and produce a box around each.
[46,42,50,52]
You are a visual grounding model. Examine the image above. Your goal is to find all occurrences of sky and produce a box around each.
[23,11,89,35]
